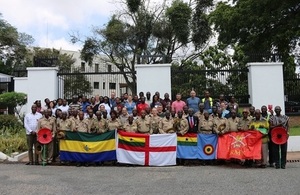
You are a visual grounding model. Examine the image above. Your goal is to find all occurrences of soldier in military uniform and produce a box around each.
[75,111,89,133]
[123,115,138,132]
[37,109,56,164]
[175,110,189,135]
[159,111,175,134]
[213,109,229,135]
[85,109,96,133]
[194,103,205,121]
[107,110,122,131]
[136,110,151,134]
[69,109,78,124]
[57,112,75,132]
[149,108,161,134]
[227,109,240,132]
[198,110,214,134]
[238,109,252,131]
[93,111,108,134]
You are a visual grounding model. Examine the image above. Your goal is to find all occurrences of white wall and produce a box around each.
[247,62,285,114]
[13,77,28,115]
[288,136,300,152]
[135,64,171,98]
[26,67,59,113]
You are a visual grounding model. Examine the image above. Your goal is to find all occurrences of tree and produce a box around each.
[72,0,213,94]
[0,13,34,74]
[0,92,27,117]
[209,0,300,69]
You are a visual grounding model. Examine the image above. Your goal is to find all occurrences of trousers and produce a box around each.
[26,134,38,163]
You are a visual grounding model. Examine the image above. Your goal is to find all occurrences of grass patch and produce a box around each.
[0,127,27,155]
[290,126,300,136]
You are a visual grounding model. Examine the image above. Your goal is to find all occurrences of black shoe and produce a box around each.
[281,165,286,169]
[84,163,89,167]
[275,165,280,169]
[268,164,274,167]
[76,163,82,167]
[34,162,40,165]
[25,162,33,165]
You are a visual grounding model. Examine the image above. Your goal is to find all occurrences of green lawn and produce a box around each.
[290,126,300,136]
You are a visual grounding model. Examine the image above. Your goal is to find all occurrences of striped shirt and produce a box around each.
[270,114,289,130]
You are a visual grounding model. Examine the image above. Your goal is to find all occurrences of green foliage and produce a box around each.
[0,92,27,108]
[0,115,23,129]
[166,0,192,45]
[74,0,214,94]
[0,127,27,155]
[63,68,93,98]
[0,13,34,74]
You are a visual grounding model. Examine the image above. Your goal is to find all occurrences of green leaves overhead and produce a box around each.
[126,0,142,13]
[166,0,192,45]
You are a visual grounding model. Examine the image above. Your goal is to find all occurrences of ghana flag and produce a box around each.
[59,130,116,162]
[117,131,177,166]
[177,133,198,159]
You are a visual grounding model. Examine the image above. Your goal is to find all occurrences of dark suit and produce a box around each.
[186,116,199,133]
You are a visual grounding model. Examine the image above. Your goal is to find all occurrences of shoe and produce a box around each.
[281,165,286,169]
[84,163,89,167]
[260,164,267,168]
[76,163,82,167]
[275,165,280,169]
[25,162,33,165]
[268,164,274,167]
[34,162,40,165]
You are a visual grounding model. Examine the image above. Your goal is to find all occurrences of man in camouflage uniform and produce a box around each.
[136,110,151,134]
[159,111,175,134]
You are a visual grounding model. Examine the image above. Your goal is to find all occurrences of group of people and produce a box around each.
[24,90,289,168]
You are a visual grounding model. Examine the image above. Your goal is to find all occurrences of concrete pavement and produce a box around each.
[0,163,300,195]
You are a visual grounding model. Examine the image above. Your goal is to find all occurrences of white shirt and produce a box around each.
[24,112,43,135]
[58,105,69,113]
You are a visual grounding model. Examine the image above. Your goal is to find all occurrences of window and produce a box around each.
[95,63,99,72]
[103,82,106,89]
[108,64,112,72]
[81,62,85,72]
[94,82,99,89]
[109,83,116,90]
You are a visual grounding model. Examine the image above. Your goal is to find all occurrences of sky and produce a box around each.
[0,0,122,51]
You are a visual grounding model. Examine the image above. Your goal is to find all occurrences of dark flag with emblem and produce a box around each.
[197,134,218,160]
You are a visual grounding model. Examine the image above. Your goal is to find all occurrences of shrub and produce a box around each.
[0,127,27,155]
[0,115,23,129]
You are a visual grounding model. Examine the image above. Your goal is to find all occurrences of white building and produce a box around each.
[58,49,133,98]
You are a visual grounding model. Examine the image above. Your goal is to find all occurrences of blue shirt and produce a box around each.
[186,97,200,112]
[81,102,90,113]
[124,101,136,115]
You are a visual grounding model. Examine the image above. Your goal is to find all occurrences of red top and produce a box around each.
[137,103,149,116]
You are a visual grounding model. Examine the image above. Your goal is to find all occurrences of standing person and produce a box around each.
[137,97,149,116]
[138,92,145,103]
[57,112,74,132]
[150,108,161,134]
[216,94,228,108]
[199,111,214,134]
[58,99,69,114]
[249,106,256,119]
[162,93,172,112]
[186,90,201,113]
[122,93,128,103]
[85,109,96,133]
[49,101,57,116]
[175,110,189,135]
[238,109,252,131]
[182,105,189,118]
[171,93,186,114]
[186,108,199,133]
[35,100,43,113]
[119,107,129,126]
[37,109,56,164]
[194,103,205,121]
[159,111,175,134]
[24,104,43,165]
[269,106,289,169]
[109,92,117,110]
[93,111,108,134]
[261,105,274,167]
[145,92,152,105]
[202,90,213,114]
[227,109,240,132]
[136,110,151,134]
[213,109,229,135]
[94,95,101,105]
[124,95,136,115]
[107,110,122,131]
[250,109,269,168]
[75,111,89,133]
[81,96,90,114]
[227,96,239,112]
[150,95,161,108]
[100,96,111,115]
[123,115,138,133]
[69,96,82,112]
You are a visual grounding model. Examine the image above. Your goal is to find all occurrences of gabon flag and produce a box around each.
[217,130,262,160]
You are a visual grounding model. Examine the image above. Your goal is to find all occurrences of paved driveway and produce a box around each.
[0,163,300,195]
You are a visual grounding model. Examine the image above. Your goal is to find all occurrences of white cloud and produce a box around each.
[37,36,81,51]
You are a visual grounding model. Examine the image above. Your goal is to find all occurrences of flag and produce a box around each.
[177,133,198,159]
[217,131,262,160]
[197,134,218,160]
[117,131,177,166]
[60,130,116,162]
